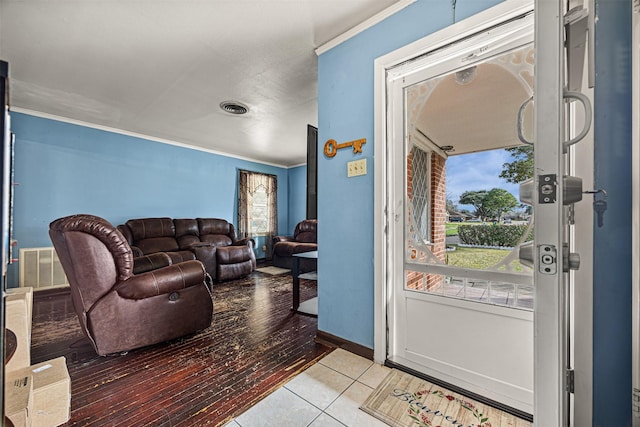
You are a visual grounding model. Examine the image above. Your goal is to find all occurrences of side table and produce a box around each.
[292,251,318,316]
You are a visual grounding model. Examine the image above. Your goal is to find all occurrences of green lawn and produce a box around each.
[446,245,527,271]
[446,223,459,236]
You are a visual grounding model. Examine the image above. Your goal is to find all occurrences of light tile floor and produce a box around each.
[224,348,392,427]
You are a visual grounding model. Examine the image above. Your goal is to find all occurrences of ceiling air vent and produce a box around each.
[220,101,249,115]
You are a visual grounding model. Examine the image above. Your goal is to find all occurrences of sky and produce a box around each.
[446,148,521,211]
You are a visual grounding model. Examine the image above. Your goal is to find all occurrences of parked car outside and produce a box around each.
[449,216,463,222]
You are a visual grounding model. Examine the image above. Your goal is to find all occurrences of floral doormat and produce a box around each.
[360,369,532,427]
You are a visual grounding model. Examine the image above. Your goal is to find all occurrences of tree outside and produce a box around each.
[499,146,533,184]
[484,188,518,221]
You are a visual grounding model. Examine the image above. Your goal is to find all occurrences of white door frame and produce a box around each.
[374,0,575,424]
[632,1,640,424]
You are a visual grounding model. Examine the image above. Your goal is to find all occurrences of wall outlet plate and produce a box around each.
[347,159,367,177]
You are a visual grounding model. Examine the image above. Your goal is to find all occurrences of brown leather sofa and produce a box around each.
[49,214,214,356]
[117,217,256,281]
[272,219,317,272]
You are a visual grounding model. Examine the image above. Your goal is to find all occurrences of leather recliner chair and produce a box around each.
[272,219,317,272]
[49,214,214,356]
[173,218,257,282]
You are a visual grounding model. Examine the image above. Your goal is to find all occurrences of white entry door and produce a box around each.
[374,0,594,423]
[385,11,536,415]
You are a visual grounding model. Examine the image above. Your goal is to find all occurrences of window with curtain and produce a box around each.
[238,170,277,259]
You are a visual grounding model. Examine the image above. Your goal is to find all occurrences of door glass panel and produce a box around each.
[404,44,535,309]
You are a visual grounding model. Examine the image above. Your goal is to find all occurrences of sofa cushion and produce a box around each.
[174,219,199,237]
[296,231,316,243]
[217,245,252,264]
[293,219,317,243]
[175,219,200,250]
[136,237,180,255]
[200,234,233,246]
[198,218,231,236]
[126,218,175,241]
[218,260,254,282]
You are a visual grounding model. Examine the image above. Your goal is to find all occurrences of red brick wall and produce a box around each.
[405,148,447,291]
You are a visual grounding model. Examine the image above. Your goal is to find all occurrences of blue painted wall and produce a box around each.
[288,165,307,234]
[316,0,501,349]
[592,0,632,425]
[317,0,633,424]
[8,112,293,286]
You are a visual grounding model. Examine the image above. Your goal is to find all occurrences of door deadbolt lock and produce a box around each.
[539,244,557,275]
[538,175,557,204]
[520,175,584,206]
[518,242,580,273]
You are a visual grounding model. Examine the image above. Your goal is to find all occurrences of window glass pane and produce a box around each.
[403,43,535,310]
[249,184,269,234]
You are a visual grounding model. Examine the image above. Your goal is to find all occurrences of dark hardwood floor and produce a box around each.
[30,268,331,426]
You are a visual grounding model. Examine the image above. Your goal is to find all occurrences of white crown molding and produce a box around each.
[10,107,293,169]
[315,0,417,55]
[288,162,308,169]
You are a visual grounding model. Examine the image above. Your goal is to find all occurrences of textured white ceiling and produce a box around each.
[0,0,401,166]
[410,45,535,156]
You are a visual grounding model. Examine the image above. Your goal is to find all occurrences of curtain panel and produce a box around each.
[238,170,278,259]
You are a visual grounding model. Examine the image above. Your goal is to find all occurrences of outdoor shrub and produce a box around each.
[458,224,532,247]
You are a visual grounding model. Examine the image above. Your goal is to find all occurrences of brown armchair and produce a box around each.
[272,219,317,272]
[49,214,213,356]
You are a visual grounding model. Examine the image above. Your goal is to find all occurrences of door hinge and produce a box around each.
[565,369,575,393]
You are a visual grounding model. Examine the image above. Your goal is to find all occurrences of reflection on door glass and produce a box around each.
[404,44,535,309]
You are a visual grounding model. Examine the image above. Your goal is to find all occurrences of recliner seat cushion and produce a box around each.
[126,218,179,254]
[135,237,180,254]
[217,245,252,264]
[218,260,253,282]
[200,234,233,246]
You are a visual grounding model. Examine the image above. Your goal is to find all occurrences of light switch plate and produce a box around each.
[347,159,367,177]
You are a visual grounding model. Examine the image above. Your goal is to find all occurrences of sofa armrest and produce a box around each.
[130,245,144,258]
[273,235,293,244]
[234,237,255,249]
[133,252,172,274]
[189,244,217,278]
[115,260,206,300]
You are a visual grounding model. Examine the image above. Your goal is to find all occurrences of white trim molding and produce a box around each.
[315,0,416,55]
[10,107,293,169]
[632,2,640,424]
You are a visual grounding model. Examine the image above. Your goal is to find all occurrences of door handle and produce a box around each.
[516,91,592,149]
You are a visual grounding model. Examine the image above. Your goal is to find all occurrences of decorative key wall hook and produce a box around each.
[324,138,366,158]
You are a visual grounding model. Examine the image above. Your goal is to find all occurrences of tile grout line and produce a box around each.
[230,352,381,427]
